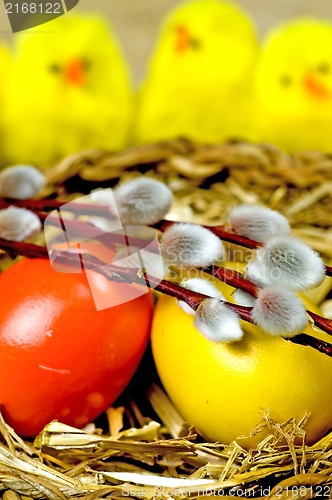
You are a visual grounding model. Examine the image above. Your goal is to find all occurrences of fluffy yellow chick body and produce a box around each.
[254,18,332,153]
[0,44,11,93]
[135,0,258,145]
[0,44,11,165]
[3,13,133,165]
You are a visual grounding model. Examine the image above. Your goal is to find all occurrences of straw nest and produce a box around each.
[2,140,332,499]
[2,382,332,500]
[41,139,332,259]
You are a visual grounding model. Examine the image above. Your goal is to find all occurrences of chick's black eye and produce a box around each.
[49,63,61,73]
[190,38,201,50]
[318,63,329,74]
[82,59,92,71]
[280,75,292,87]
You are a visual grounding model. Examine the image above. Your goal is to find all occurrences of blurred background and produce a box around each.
[1,0,332,84]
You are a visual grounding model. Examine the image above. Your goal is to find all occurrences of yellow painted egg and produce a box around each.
[151,263,332,448]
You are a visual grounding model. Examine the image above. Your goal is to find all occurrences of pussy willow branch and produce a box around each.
[0,197,116,218]
[35,212,332,337]
[155,220,332,277]
[35,246,255,325]
[205,266,332,336]
[206,266,259,296]
[153,220,262,251]
[4,203,332,337]
[40,248,332,359]
[0,238,331,358]
[2,195,332,278]
[0,238,49,259]
[287,334,332,356]
[0,195,258,250]
[43,214,158,252]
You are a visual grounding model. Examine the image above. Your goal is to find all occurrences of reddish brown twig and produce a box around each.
[153,220,262,250]
[0,226,332,335]
[50,249,332,358]
[155,220,332,276]
[286,334,332,356]
[0,238,49,259]
[205,265,332,335]
[44,215,161,253]
[325,264,332,277]
[1,192,332,329]
[0,197,264,251]
[0,238,330,357]
[2,195,332,277]
[0,197,117,218]
[40,210,332,336]
[207,266,259,296]
[51,248,259,327]
[5,198,332,336]
[307,311,332,336]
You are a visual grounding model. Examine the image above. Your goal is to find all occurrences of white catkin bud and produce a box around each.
[194,298,243,343]
[114,178,173,225]
[0,206,41,241]
[114,246,166,280]
[251,286,308,337]
[88,216,122,233]
[86,189,121,231]
[245,235,326,291]
[0,165,46,199]
[161,223,224,268]
[233,288,255,307]
[177,278,224,315]
[89,189,116,206]
[229,204,291,243]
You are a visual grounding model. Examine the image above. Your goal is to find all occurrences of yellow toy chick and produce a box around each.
[254,18,332,153]
[0,44,11,166]
[3,13,133,165]
[0,44,11,92]
[134,0,259,145]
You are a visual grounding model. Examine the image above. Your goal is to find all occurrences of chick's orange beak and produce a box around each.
[65,59,85,86]
[175,26,191,53]
[303,74,330,100]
